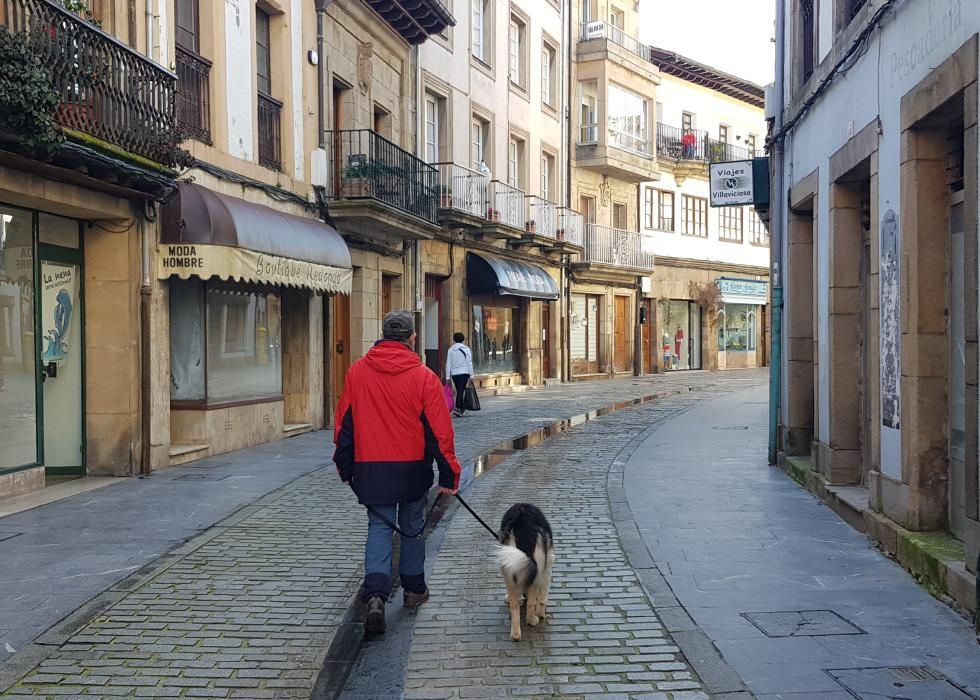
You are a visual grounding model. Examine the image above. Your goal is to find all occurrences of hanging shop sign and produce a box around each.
[157,244,353,294]
[717,277,769,304]
[709,157,770,208]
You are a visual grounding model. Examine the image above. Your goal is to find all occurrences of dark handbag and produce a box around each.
[463,380,481,411]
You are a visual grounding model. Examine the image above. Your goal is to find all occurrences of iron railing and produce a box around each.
[257,92,282,171]
[557,208,585,247]
[325,129,439,224]
[584,224,654,270]
[707,140,754,163]
[175,45,211,143]
[525,196,558,238]
[435,162,488,218]
[580,21,649,60]
[1,0,177,164]
[656,124,757,163]
[488,180,526,230]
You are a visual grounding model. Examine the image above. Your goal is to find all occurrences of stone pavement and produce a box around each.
[625,384,980,699]
[388,372,767,700]
[0,370,764,698]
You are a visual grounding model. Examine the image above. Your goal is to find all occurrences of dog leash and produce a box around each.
[455,493,500,540]
[365,492,499,541]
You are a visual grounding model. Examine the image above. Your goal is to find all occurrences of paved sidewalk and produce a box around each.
[625,384,980,699]
[395,372,766,699]
[0,371,763,698]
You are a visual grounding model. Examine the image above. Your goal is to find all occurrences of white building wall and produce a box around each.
[643,74,769,270]
[776,0,975,478]
[225,0,254,162]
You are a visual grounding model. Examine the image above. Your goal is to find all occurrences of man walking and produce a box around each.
[445,332,474,417]
[333,310,461,635]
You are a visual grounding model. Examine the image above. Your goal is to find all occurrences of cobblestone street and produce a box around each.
[0,371,761,699]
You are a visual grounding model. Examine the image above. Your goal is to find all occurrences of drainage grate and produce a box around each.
[173,474,231,482]
[828,666,975,699]
[742,610,864,637]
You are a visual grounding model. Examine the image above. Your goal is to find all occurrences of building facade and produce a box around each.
[416,0,572,390]
[771,0,978,610]
[643,51,770,373]
[567,0,658,380]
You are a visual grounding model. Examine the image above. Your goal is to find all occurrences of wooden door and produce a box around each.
[614,296,628,372]
[332,293,351,400]
[542,303,552,378]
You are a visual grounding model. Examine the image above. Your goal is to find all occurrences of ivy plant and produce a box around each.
[0,28,63,155]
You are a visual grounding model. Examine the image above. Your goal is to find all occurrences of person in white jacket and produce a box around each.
[445,332,474,416]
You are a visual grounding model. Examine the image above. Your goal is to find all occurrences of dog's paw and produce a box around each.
[527,613,540,627]
[511,631,522,641]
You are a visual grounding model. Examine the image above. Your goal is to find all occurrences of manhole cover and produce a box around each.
[173,474,231,481]
[742,610,864,637]
[713,425,750,431]
[828,666,975,699]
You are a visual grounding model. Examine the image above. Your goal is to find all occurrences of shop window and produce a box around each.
[722,304,753,352]
[472,304,519,375]
[0,205,37,470]
[170,279,283,404]
[660,299,701,371]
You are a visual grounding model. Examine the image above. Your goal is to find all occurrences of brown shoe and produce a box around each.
[403,590,430,608]
[365,596,386,634]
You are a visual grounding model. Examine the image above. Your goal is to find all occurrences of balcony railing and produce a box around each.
[435,162,488,218]
[325,129,439,224]
[1,0,177,164]
[584,224,654,270]
[526,196,558,238]
[580,21,649,61]
[656,124,759,163]
[557,208,585,247]
[257,92,282,171]
[706,140,755,162]
[488,180,526,230]
[175,45,211,144]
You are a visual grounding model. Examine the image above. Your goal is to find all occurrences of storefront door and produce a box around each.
[541,303,552,378]
[614,295,628,372]
[39,246,84,473]
[332,293,351,399]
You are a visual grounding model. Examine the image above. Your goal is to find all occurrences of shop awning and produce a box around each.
[158,182,352,294]
[467,252,559,300]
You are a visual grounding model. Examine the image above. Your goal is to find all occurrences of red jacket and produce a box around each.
[333,341,462,505]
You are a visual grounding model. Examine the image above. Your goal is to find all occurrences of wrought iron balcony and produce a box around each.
[580,21,650,61]
[257,92,282,171]
[175,45,211,144]
[325,129,439,224]
[583,224,654,270]
[557,208,585,248]
[435,162,489,219]
[525,196,558,239]
[656,124,757,163]
[487,180,526,230]
[2,0,178,164]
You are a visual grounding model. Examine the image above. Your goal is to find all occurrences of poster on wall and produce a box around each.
[41,263,76,365]
[880,209,900,429]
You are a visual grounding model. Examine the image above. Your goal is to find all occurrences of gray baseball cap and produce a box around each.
[382,309,415,340]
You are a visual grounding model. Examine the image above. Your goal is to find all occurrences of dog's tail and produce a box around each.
[495,545,538,585]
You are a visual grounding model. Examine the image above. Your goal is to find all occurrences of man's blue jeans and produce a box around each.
[362,496,427,601]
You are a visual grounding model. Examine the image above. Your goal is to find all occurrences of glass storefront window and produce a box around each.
[170,279,283,403]
[472,305,519,375]
[660,299,702,371]
[722,304,753,352]
[0,206,37,469]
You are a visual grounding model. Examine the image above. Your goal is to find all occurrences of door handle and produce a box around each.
[336,342,345,354]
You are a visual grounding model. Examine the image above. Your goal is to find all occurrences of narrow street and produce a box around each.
[2,370,980,699]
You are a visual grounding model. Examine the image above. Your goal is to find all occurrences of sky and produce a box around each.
[638,0,776,87]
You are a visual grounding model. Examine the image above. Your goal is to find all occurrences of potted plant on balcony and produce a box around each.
[525,220,537,234]
[440,185,453,208]
[341,156,375,197]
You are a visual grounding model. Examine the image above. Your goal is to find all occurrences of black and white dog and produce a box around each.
[495,503,555,641]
